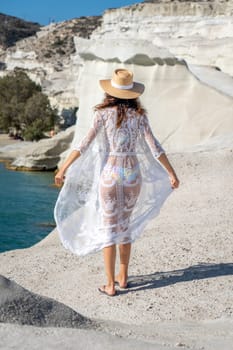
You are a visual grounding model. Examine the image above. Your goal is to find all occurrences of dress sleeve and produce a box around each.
[73,111,103,154]
[139,114,165,159]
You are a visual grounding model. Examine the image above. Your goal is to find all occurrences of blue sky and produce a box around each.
[0,0,142,25]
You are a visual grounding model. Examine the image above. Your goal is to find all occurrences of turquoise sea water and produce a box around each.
[0,163,59,253]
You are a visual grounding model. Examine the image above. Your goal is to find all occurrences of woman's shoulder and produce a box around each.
[128,109,147,119]
[93,107,117,125]
[96,106,117,117]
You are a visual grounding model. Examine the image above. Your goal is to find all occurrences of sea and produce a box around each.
[0,162,59,253]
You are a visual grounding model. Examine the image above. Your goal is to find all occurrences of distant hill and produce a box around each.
[0,13,41,48]
[1,15,102,65]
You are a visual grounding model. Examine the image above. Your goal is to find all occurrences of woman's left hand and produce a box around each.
[55,170,65,187]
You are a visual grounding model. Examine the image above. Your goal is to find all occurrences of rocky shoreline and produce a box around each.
[0,127,74,171]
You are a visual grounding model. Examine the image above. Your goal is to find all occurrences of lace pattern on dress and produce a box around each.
[54,107,172,256]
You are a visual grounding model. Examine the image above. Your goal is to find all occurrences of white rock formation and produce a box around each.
[91,3,233,75]
[2,49,79,112]
[9,126,75,170]
[1,0,232,112]
[187,64,233,97]
[70,38,233,153]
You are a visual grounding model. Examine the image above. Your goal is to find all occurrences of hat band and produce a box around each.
[111,80,134,90]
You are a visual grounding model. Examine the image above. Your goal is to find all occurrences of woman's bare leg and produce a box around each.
[101,245,116,295]
[116,243,131,288]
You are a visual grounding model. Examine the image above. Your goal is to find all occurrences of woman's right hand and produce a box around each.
[55,170,65,187]
[54,150,80,187]
[169,172,180,189]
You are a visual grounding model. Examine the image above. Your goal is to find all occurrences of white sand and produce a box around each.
[0,146,233,349]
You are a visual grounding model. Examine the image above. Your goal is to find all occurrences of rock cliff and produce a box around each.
[70,39,233,155]
[1,0,232,110]
[92,1,233,75]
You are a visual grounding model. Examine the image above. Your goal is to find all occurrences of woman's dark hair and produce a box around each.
[95,93,146,128]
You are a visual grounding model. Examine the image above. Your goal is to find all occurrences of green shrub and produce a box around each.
[0,70,57,141]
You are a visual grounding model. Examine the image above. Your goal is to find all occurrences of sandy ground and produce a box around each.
[0,146,233,349]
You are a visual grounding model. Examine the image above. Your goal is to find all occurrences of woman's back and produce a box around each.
[95,106,165,161]
[100,106,141,154]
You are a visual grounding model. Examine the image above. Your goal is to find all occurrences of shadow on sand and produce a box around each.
[121,262,233,294]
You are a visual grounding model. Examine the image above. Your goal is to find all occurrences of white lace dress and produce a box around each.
[54,107,173,256]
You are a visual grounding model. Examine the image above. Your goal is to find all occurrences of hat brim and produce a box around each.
[99,80,145,99]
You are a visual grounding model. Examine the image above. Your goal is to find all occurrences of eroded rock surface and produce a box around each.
[0,275,95,329]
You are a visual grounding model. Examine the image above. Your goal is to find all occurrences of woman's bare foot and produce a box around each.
[98,285,116,296]
[115,275,128,289]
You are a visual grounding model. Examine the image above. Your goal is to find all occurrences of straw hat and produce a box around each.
[99,68,145,99]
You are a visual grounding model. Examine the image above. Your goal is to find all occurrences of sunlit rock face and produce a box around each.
[0,0,232,103]
[1,0,232,111]
[91,1,233,75]
[70,38,233,153]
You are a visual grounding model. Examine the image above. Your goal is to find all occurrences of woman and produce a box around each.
[54,68,179,296]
